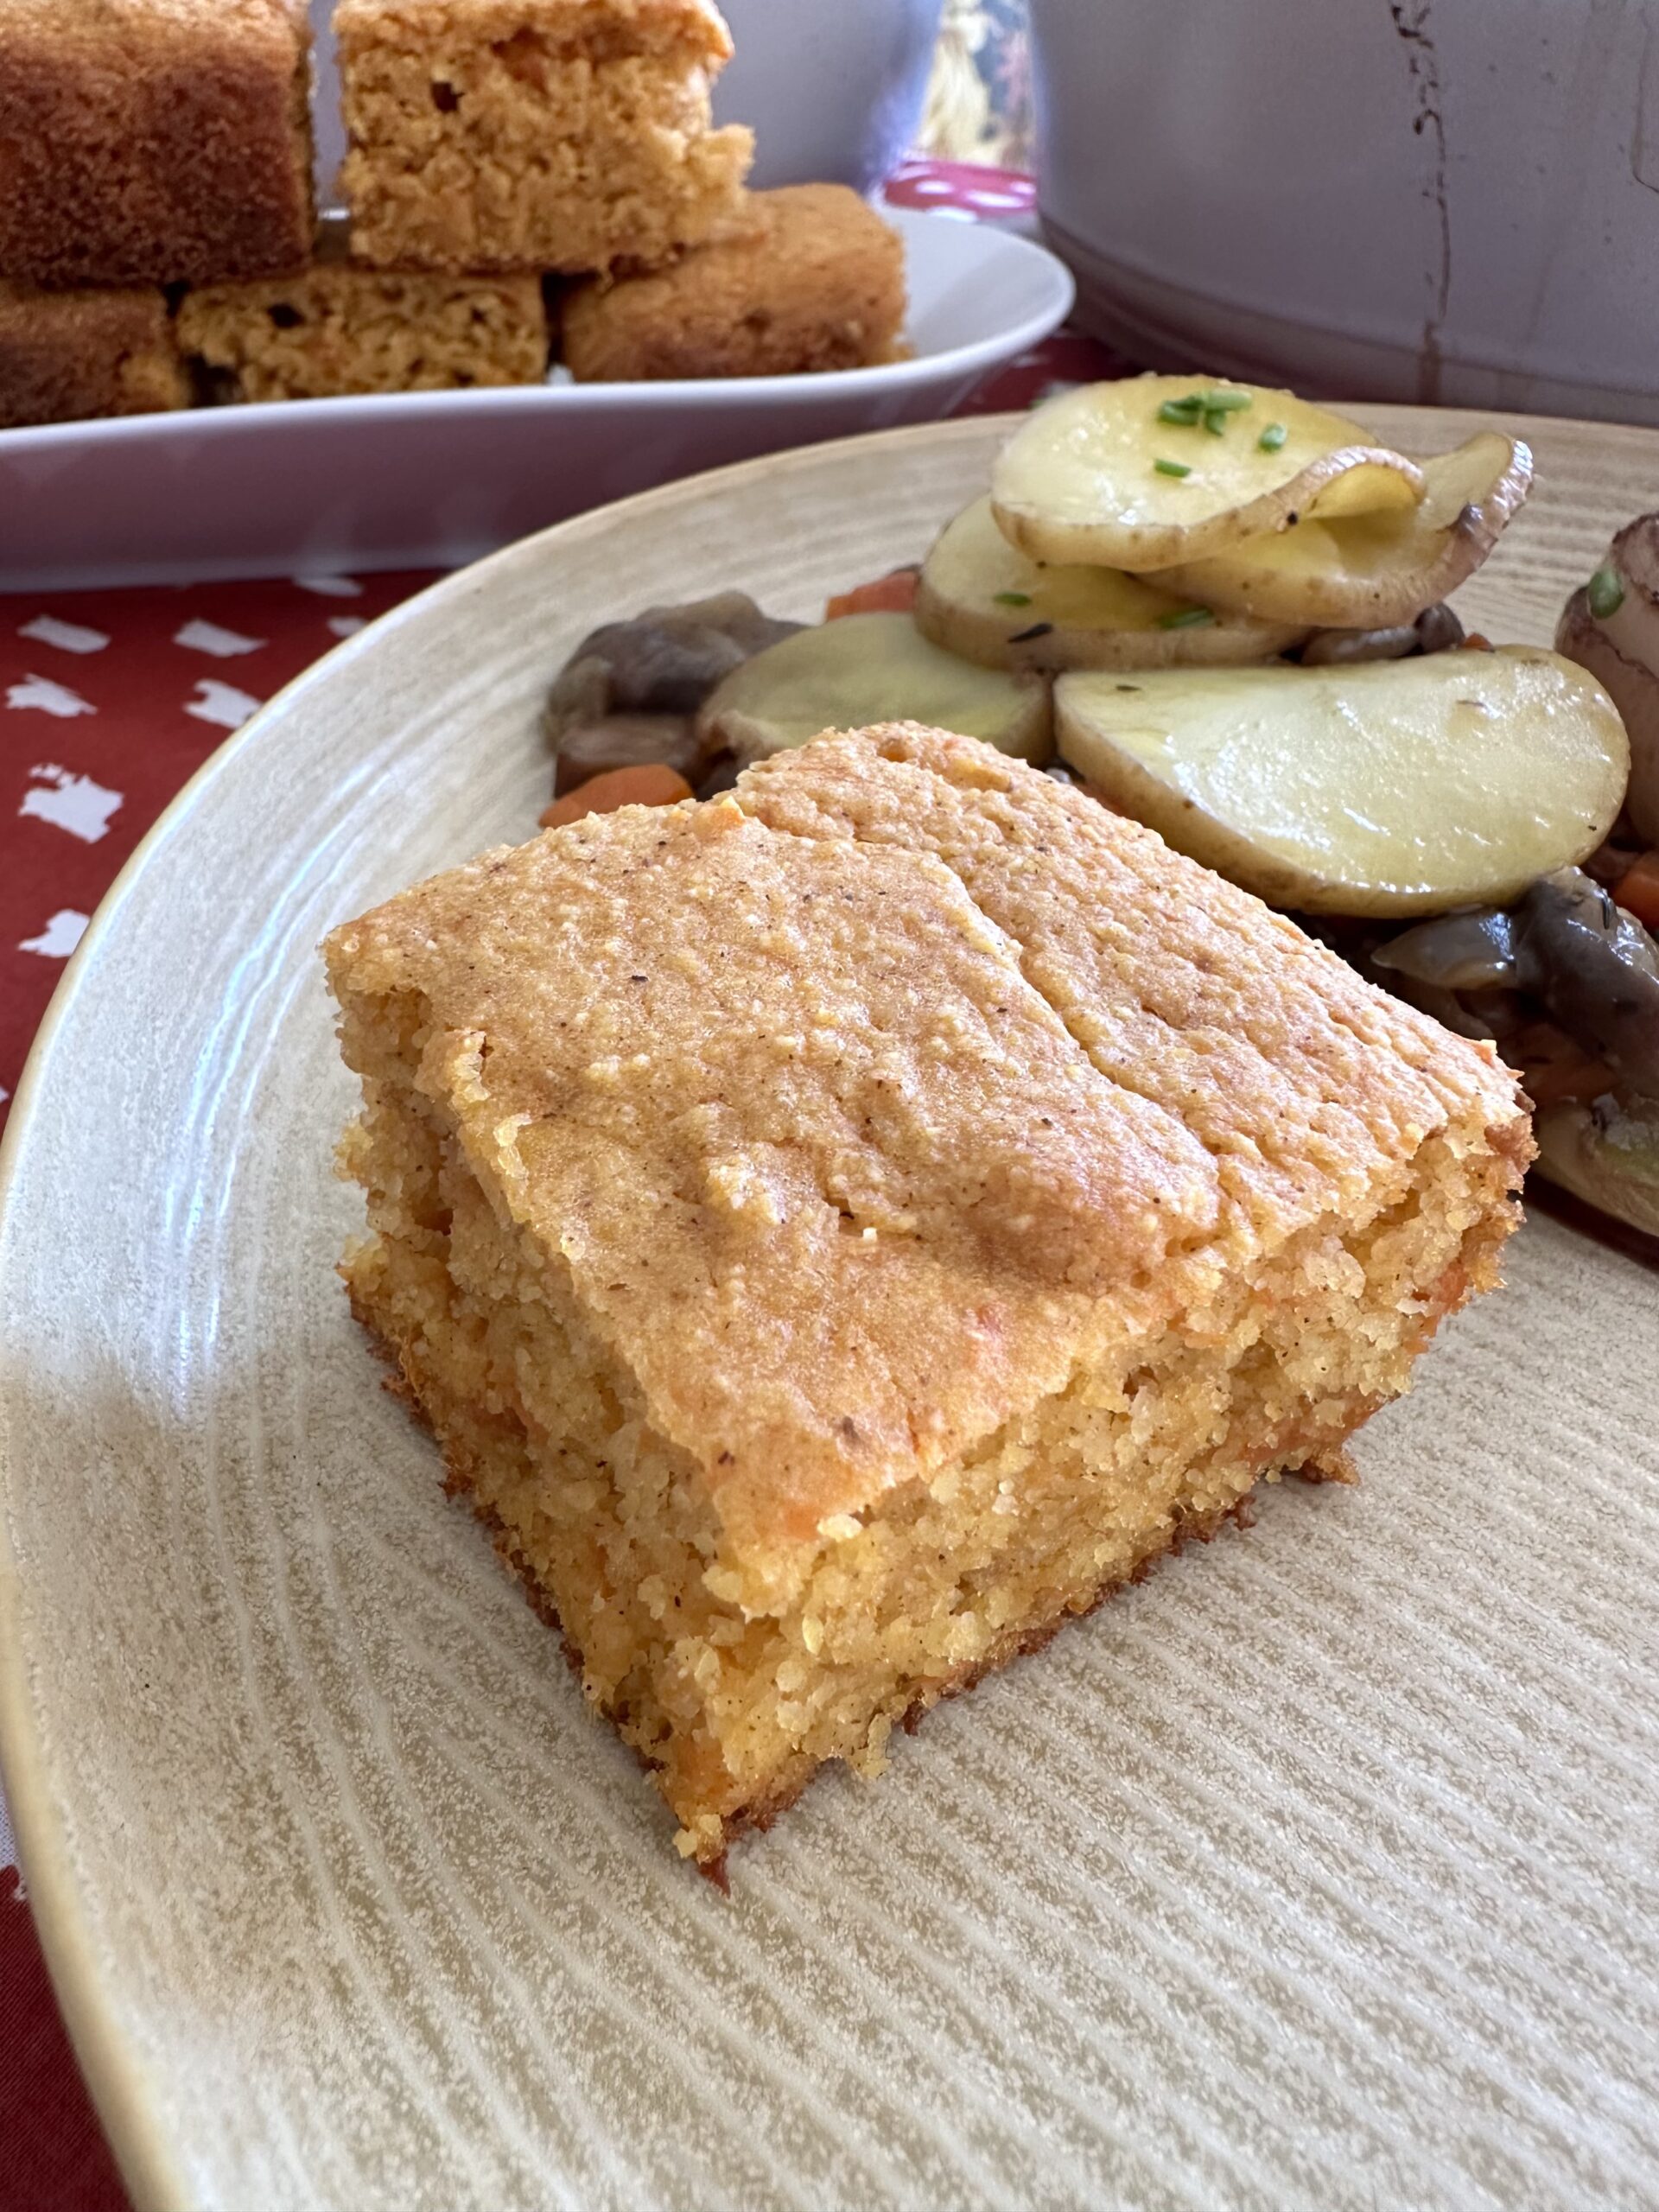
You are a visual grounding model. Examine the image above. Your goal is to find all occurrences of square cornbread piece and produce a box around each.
[562,184,906,382]
[326,728,1529,1872]
[0,280,188,428]
[0,0,313,288]
[335,0,753,274]
[177,236,549,401]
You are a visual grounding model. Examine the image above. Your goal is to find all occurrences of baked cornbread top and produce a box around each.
[327,731,1525,1558]
[333,0,734,64]
[741,725,1528,1259]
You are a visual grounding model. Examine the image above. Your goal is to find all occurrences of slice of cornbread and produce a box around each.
[177,236,549,401]
[0,0,314,288]
[334,0,753,274]
[0,279,188,428]
[561,184,906,382]
[325,725,1529,1872]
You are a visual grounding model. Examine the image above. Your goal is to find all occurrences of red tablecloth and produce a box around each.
[0,162,1118,2209]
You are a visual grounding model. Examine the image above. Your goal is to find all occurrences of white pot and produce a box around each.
[713,0,945,194]
[1031,0,1659,423]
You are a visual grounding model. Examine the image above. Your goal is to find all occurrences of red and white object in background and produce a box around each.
[0,162,1121,2212]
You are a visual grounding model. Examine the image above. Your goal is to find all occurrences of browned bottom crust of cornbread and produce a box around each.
[0,0,314,287]
[0,279,188,428]
[327,728,1529,1871]
[335,0,753,274]
[177,256,549,402]
[561,185,907,382]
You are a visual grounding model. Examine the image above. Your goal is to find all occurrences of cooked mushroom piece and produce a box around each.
[543,590,803,793]
[1297,601,1465,667]
[1555,514,1659,843]
[1370,907,1518,991]
[552,712,708,796]
[1533,1091,1659,1239]
[1510,867,1659,1093]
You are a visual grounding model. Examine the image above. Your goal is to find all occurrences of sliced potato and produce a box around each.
[989,375,1425,573]
[1156,432,1534,626]
[696,611,1052,766]
[1055,648,1629,917]
[913,496,1306,671]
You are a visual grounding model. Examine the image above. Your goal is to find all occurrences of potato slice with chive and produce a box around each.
[1055,649,1628,917]
[912,497,1306,671]
[1154,432,1533,626]
[696,612,1052,766]
[991,376,1425,573]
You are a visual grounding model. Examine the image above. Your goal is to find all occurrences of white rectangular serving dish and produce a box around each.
[0,209,1071,591]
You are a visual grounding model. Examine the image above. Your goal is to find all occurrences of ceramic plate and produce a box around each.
[0,209,1071,594]
[2,410,1656,2212]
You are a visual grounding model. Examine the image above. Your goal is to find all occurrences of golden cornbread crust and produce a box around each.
[327,728,1529,1866]
[562,185,906,382]
[0,280,188,428]
[0,0,315,288]
[335,0,753,274]
[177,253,549,402]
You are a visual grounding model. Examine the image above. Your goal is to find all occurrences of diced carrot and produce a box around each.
[824,567,919,620]
[1613,849,1659,932]
[539,763,693,829]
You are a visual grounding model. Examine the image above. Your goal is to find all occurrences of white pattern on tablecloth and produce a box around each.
[18,908,89,957]
[17,615,110,655]
[7,674,95,717]
[184,680,262,729]
[174,620,266,658]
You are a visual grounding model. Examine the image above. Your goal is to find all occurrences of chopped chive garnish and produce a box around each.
[1156,606,1217,629]
[1198,388,1252,412]
[1153,457,1192,478]
[1157,396,1204,424]
[1203,407,1230,435]
[993,589,1033,607]
[1588,565,1625,619]
[1257,422,1288,451]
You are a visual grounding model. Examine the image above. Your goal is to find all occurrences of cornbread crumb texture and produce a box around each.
[328,730,1529,1859]
[0,0,314,287]
[0,279,187,428]
[562,184,906,382]
[178,260,549,402]
[335,0,753,273]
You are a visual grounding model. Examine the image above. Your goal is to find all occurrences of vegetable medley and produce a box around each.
[535,374,1659,1246]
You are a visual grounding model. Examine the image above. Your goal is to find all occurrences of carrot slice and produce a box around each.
[539,763,693,829]
[825,567,919,620]
[1613,849,1659,933]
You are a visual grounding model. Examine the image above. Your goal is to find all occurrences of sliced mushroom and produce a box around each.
[544,590,802,797]
[552,712,709,795]
[1533,1091,1659,1239]
[1371,907,1518,992]
[1510,867,1659,1094]
[1298,603,1465,667]
[545,590,804,741]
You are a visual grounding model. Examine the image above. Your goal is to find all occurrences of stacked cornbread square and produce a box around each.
[177,222,549,403]
[562,183,906,382]
[0,0,313,425]
[334,0,753,274]
[0,0,903,422]
[0,0,314,287]
[326,724,1528,1872]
